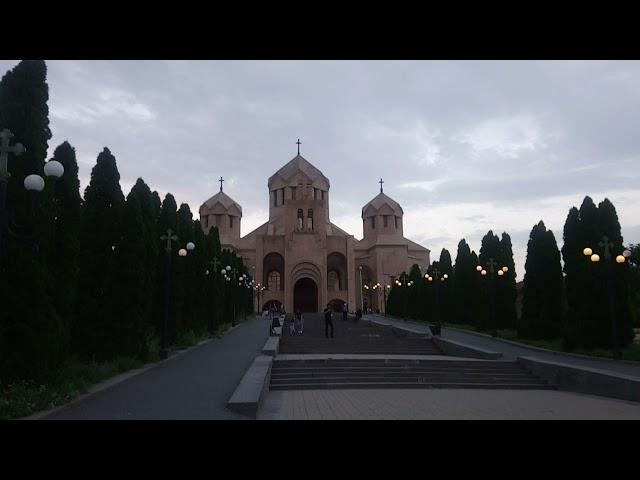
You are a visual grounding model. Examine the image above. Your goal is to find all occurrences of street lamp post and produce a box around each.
[159,228,178,360]
[583,237,631,360]
[159,229,194,360]
[0,128,64,267]
[476,258,508,337]
[358,265,364,312]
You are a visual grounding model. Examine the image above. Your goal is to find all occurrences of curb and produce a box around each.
[366,314,640,366]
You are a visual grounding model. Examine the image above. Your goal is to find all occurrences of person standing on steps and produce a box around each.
[324,304,334,338]
[342,302,348,321]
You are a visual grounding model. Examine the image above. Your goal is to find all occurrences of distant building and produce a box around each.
[199,151,430,313]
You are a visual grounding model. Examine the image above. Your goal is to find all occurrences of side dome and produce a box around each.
[361,192,404,238]
[199,190,242,240]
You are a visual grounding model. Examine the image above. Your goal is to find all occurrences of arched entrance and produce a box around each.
[328,298,346,312]
[293,278,318,313]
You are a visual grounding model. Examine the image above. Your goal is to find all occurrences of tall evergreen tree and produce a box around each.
[74,148,124,360]
[102,190,149,359]
[453,239,476,326]
[130,178,158,345]
[48,142,82,363]
[438,249,454,324]
[597,198,634,348]
[499,232,518,329]
[0,60,61,381]
[520,221,564,340]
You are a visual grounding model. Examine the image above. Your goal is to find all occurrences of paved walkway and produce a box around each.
[41,316,269,420]
[365,314,640,379]
[258,388,640,420]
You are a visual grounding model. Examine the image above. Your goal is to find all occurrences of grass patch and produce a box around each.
[0,324,237,420]
[0,356,144,420]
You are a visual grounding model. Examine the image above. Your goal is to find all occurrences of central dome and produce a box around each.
[268,154,330,189]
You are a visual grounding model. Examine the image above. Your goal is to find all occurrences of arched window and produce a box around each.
[383,215,388,228]
[395,216,399,229]
[327,270,340,290]
[297,209,304,230]
[229,215,234,228]
[268,270,281,291]
[307,209,313,230]
[371,217,375,229]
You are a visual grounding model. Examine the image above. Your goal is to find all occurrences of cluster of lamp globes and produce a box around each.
[254,282,266,292]
[177,242,196,258]
[371,282,390,290]
[583,247,631,264]
[475,265,509,276]
[23,159,65,191]
[423,273,449,282]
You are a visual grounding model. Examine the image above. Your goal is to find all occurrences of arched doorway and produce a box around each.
[328,298,345,312]
[293,278,318,313]
[262,300,282,312]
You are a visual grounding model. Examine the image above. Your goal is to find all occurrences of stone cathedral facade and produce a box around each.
[199,152,430,313]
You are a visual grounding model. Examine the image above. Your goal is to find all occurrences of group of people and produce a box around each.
[266,302,365,339]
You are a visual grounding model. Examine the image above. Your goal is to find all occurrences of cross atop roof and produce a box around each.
[296,138,301,155]
[219,176,224,192]
[379,178,384,193]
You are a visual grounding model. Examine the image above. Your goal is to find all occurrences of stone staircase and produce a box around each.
[269,358,556,391]
[279,314,443,355]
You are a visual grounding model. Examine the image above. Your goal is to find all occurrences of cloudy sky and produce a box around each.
[2,60,639,278]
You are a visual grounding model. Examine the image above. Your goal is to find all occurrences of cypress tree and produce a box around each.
[478,231,501,331]
[597,198,634,348]
[499,232,518,330]
[74,148,124,360]
[561,206,581,350]
[102,190,149,359]
[48,142,82,363]
[155,194,178,342]
[520,221,564,340]
[408,264,422,319]
[131,178,158,345]
[453,239,475,326]
[0,60,61,381]
[438,249,454,325]
[174,203,194,334]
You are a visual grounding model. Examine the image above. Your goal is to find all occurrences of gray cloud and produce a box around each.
[1,60,639,278]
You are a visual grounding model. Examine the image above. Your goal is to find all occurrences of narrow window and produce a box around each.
[297,209,304,230]
[371,217,375,229]
[395,216,399,228]
[291,186,297,200]
[307,209,314,230]
[229,215,233,229]
[268,271,281,290]
[383,215,388,228]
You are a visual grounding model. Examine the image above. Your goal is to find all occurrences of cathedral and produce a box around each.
[198,147,430,313]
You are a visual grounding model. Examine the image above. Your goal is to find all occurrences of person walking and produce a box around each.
[324,304,334,338]
[342,302,348,321]
[294,310,304,334]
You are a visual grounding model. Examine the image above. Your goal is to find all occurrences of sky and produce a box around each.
[2,60,639,279]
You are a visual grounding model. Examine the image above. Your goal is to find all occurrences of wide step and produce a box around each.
[269,359,555,391]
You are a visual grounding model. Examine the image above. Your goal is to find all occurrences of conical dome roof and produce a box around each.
[362,192,403,217]
[268,154,330,188]
[199,190,242,216]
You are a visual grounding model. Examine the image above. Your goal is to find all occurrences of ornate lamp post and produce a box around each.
[583,237,631,359]
[476,258,508,337]
[358,265,364,312]
[224,265,246,326]
[0,128,64,266]
[424,269,447,334]
[205,256,222,333]
[159,229,195,360]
